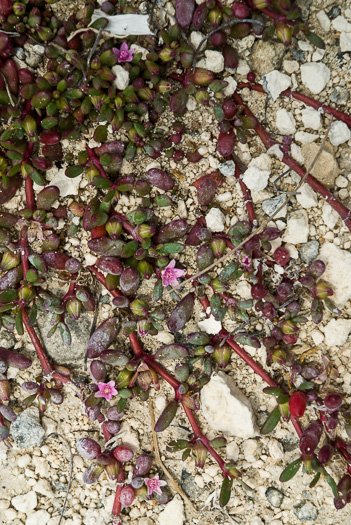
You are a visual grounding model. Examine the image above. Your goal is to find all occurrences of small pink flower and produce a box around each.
[94,380,117,401]
[239,251,252,269]
[112,42,134,63]
[144,474,167,496]
[161,260,185,287]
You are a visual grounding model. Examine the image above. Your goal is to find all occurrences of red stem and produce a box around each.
[233,92,351,231]
[21,307,52,376]
[237,82,351,128]
[234,163,256,226]
[87,146,111,180]
[25,178,35,212]
[62,274,77,303]
[112,485,122,517]
[19,231,30,279]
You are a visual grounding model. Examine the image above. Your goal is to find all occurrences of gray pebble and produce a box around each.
[219,161,235,177]
[0,330,16,349]
[299,240,319,264]
[291,49,306,63]
[327,5,341,19]
[293,500,318,521]
[265,487,285,508]
[10,407,45,449]
[262,195,286,217]
[181,469,200,499]
[331,87,350,105]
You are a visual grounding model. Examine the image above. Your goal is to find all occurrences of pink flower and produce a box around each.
[94,381,117,401]
[144,474,167,496]
[161,260,185,287]
[239,251,252,269]
[112,42,134,63]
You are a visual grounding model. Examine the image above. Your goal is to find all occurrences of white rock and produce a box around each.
[49,168,80,197]
[26,511,50,525]
[130,44,148,60]
[312,48,325,62]
[189,31,205,52]
[267,144,284,161]
[340,32,351,52]
[201,372,258,438]
[282,210,309,244]
[236,280,251,299]
[311,329,324,346]
[294,131,317,144]
[155,395,167,412]
[111,65,130,90]
[332,15,351,32]
[291,143,305,164]
[268,439,284,462]
[276,109,296,135]
[186,96,197,111]
[155,331,174,345]
[322,203,339,229]
[12,491,37,514]
[319,242,351,306]
[329,121,351,146]
[198,50,224,73]
[177,200,187,218]
[223,76,237,96]
[242,166,270,191]
[158,496,185,525]
[216,191,232,202]
[324,319,351,347]
[301,109,321,130]
[242,439,260,462]
[236,59,250,76]
[298,40,313,52]
[285,243,299,259]
[300,63,330,94]
[226,441,239,461]
[198,314,222,335]
[205,207,226,232]
[263,70,291,101]
[32,479,54,498]
[316,10,330,31]
[283,60,299,74]
[296,183,318,208]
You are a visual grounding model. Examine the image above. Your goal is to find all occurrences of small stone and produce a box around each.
[282,211,309,244]
[177,200,187,218]
[219,160,235,177]
[329,121,351,146]
[158,496,185,525]
[236,59,250,76]
[301,143,339,186]
[276,109,296,135]
[265,487,285,508]
[201,372,258,438]
[0,330,16,348]
[332,15,351,32]
[324,319,351,347]
[298,40,313,52]
[319,242,351,306]
[189,31,206,52]
[111,65,130,90]
[340,32,351,52]
[312,48,325,62]
[197,50,224,73]
[26,510,50,525]
[301,109,321,131]
[181,469,199,499]
[32,479,54,498]
[295,131,317,144]
[331,86,349,105]
[216,191,232,202]
[198,315,222,335]
[205,208,226,232]
[293,500,318,521]
[296,184,318,208]
[311,329,324,346]
[268,439,284,461]
[11,491,37,514]
[291,143,305,164]
[10,407,45,449]
[299,241,319,264]
[328,6,341,19]
[335,175,348,188]
[226,441,239,461]
[223,77,237,96]
[250,40,285,76]
[242,439,260,462]
[262,195,287,218]
[155,394,167,412]
[242,166,270,191]
[263,70,291,101]
[283,59,299,74]
[316,10,330,31]
[130,44,148,60]
[49,168,81,197]
[300,63,330,94]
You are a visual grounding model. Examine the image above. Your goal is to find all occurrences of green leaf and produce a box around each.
[214,104,224,121]
[210,294,226,322]
[219,477,233,507]
[263,387,285,397]
[27,304,37,326]
[15,309,24,335]
[30,170,45,186]
[261,405,281,435]
[66,165,83,178]
[279,458,302,482]
[59,322,71,346]
[154,400,178,432]
[218,262,240,283]
[298,381,315,391]
[158,242,184,254]
[309,472,321,489]
[305,31,325,50]
[154,195,173,207]
[0,289,17,303]
[153,279,163,301]
[325,474,339,498]
[209,436,227,448]
[182,448,191,461]
[92,176,111,190]
[155,344,189,360]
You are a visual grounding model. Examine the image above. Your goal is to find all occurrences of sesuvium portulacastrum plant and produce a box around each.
[0,0,351,521]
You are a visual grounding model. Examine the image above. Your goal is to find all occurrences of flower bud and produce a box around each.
[1,250,20,271]
[210,237,226,258]
[213,342,231,368]
[130,299,149,317]
[314,282,333,299]
[271,348,287,364]
[18,285,36,302]
[186,68,215,87]
[275,21,292,46]
[105,457,120,480]
[192,441,208,469]
[105,217,122,239]
[115,369,133,389]
[137,224,156,239]
[137,260,153,279]
[86,165,100,184]
[251,0,270,8]
[22,114,37,139]
[66,297,81,320]
[281,320,298,334]
[208,6,222,27]
[156,79,172,94]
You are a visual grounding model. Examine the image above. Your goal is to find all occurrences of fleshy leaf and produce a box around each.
[88,238,125,256]
[153,219,188,244]
[219,477,233,507]
[36,186,60,210]
[261,405,281,435]
[86,317,119,359]
[155,344,189,359]
[154,399,178,432]
[167,293,195,332]
[279,458,302,482]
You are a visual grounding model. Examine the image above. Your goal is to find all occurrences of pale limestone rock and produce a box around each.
[296,184,318,208]
[300,63,330,94]
[263,70,291,101]
[324,319,351,347]
[205,208,226,232]
[276,109,296,135]
[158,496,185,525]
[301,143,339,186]
[319,242,351,306]
[282,211,309,244]
[329,121,351,146]
[112,65,129,90]
[198,315,222,335]
[11,491,37,514]
[201,372,258,438]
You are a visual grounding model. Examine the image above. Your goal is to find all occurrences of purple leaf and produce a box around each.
[88,238,125,256]
[154,399,178,432]
[95,257,123,275]
[0,212,18,228]
[0,348,32,369]
[0,174,21,205]
[196,244,214,270]
[0,266,23,290]
[42,251,69,270]
[86,317,119,359]
[83,198,108,231]
[192,3,208,30]
[217,130,235,157]
[147,168,174,191]
[185,223,211,246]
[170,89,188,115]
[167,293,195,332]
[155,344,189,359]
[36,186,60,211]
[65,257,81,273]
[153,219,188,244]
[176,0,195,27]
[77,437,101,460]
[95,140,125,156]
[197,178,216,206]
[119,268,140,297]
[90,360,107,383]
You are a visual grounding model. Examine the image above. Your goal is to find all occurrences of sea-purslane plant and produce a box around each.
[0,0,350,521]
